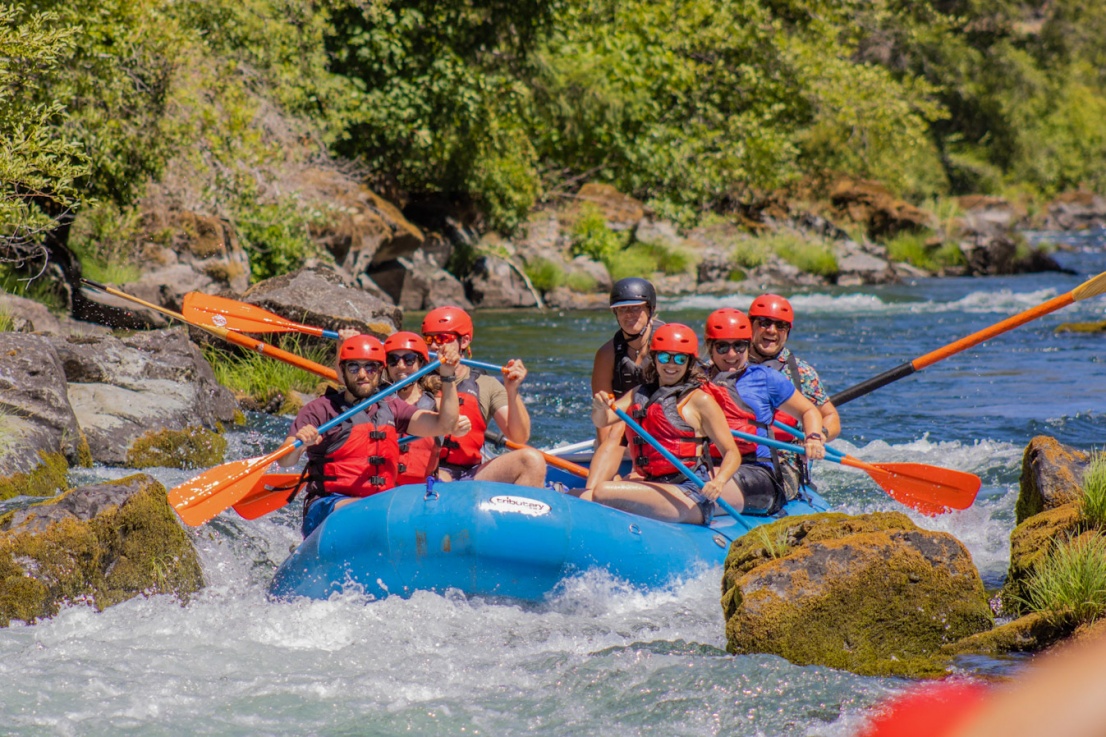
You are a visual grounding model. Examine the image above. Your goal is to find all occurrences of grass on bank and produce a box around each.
[1079,451,1106,529]
[203,335,334,413]
[730,231,839,278]
[885,230,966,272]
[1023,534,1106,627]
[0,306,13,333]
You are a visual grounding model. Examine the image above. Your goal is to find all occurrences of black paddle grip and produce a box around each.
[830,362,916,406]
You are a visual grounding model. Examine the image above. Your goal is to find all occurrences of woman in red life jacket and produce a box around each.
[382,331,442,486]
[701,308,825,514]
[588,277,665,487]
[421,306,547,488]
[747,293,840,497]
[581,323,743,525]
[278,334,461,537]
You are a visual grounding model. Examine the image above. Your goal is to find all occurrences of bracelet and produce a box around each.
[804,432,824,441]
[440,374,458,383]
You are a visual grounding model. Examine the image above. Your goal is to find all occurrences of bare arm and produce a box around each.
[276,426,319,467]
[818,399,840,441]
[407,342,461,437]
[591,340,615,395]
[684,391,741,501]
[779,391,826,461]
[494,359,531,444]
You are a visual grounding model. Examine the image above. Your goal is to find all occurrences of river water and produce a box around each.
[3,234,1104,736]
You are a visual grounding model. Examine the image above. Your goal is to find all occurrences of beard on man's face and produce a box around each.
[347,375,381,399]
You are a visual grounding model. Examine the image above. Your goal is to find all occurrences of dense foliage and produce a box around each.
[4,0,1106,272]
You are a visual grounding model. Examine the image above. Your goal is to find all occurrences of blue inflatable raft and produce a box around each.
[269,480,829,602]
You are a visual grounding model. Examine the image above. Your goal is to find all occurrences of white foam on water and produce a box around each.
[664,286,1061,316]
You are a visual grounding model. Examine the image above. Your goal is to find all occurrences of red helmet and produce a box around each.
[383,331,429,362]
[339,335,386,363]
[705,308,752,341]
[748,293,794,326]
[421,306,474,341]
[650,323,699,356]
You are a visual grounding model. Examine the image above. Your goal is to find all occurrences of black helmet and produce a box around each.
[609,277,656,313]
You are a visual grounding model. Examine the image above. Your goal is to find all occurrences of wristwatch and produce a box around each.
[804,432,824,441]
[440,374,458,383]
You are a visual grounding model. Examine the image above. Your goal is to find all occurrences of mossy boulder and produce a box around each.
[721,512,992,677]
[1001,503,1081,614]
[0,474,203,626]
[942,612,1073,657]
[0,334,84,501]
[125,425,227,469]
[1016,436,1088,524]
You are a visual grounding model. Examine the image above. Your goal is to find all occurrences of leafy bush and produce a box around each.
[774,234,838,278]
[565,270,598,293]
[233,195,330,283]
[570,204,627,264]
[524,258,564,294]
[731,238,771,269]
[606,245,660,282]
[1080,451,1106,530]
[885,231,965,272]
[1024,534,1106,626]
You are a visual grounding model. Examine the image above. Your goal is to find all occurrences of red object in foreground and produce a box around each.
[857,680,991,737]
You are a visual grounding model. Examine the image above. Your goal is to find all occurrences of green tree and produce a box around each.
[0,6,86,263]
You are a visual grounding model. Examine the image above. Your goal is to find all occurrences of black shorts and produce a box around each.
[732,462,784,516]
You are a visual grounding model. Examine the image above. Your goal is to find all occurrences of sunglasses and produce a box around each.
[423,332,460,347]
[753,317,790,331]
[342,361,383,375]
[655,352,690,366]
[387,352,421,367]
[712,340,750,355]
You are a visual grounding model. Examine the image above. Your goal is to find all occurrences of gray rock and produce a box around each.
[0,334,82,478]
[243,265,402,337]
[369,255,472,311]
[1015,435,1089,524]
[465,255,539,308]
[49,328,237,465]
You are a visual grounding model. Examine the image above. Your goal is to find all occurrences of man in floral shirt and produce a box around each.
[747,294,841,498]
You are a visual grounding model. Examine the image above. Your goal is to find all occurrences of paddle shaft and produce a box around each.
[609,403,741,518]
[484,431,590,478]
[733,428,904,478]
[82,279,340,382]
[772,420,845,460]
[831,269,1106,406]
[182,290,503,372]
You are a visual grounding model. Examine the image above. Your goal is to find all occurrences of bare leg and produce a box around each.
[585,423,627,493]
[592,480,705,523]
[472,447,547,488]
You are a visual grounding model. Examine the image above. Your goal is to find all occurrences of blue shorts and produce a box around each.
[302,494,345,538]
[650,464,714,526]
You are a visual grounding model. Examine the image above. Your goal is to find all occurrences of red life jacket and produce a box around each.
[761,351,803,441]
[397,391,441,485]
[307,400,400,497]
[439,373,488,468]
[624,382,706,479]
[703,370,766,457]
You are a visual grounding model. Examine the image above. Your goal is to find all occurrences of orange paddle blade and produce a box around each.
[168,446,293,526]
[232,473,304,520]
[840,456,980,514]
[182,292,324,336]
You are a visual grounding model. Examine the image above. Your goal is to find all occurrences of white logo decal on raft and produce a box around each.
[212,314,227,327]
[481,495,551,517]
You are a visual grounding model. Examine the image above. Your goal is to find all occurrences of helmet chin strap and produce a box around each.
[620,313,653,342]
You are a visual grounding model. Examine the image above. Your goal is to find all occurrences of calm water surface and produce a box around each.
[2,234,1104,736]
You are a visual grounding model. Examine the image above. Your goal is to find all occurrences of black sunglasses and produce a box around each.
[386,352,421,367]
[713,341,750,355]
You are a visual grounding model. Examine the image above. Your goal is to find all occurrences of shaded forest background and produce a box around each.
[4,0,1106,289]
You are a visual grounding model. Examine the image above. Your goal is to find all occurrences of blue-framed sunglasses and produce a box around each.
[655,352,690,366]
